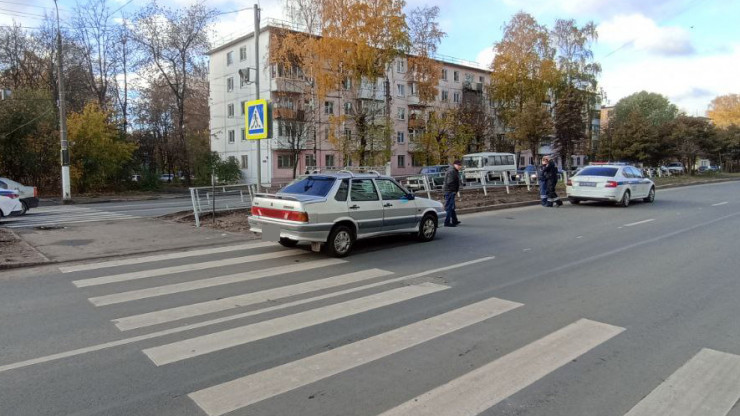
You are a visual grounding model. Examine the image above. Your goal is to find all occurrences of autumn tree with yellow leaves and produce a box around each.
[707,94,740,128]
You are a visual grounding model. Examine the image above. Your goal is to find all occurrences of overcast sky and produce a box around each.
[3,0,738,115]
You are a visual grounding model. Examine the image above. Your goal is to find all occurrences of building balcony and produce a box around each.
[408,118,426,129]
[270,77,308,94]
[273,108,306,121]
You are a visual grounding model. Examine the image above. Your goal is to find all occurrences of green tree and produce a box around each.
[666,115,718,173]
[607,91,678,164]
[67,102,137,192]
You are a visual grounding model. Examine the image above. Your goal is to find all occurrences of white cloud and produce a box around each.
[502,0,680,19]
[598,14,694,56]
[599,44,740,115]
[210,0,284,45]
[475,46,496,69]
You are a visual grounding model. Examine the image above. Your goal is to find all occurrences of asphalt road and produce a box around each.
[1,181,740,415]
[2,196,244,229]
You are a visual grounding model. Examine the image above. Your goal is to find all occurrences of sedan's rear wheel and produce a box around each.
[20,201,28,215]
[619,190,631,207]
[417,214,437,242]
[325,225,354,258]
[643,187,655,203]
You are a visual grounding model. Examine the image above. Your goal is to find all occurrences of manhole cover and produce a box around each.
[35,226,66,230]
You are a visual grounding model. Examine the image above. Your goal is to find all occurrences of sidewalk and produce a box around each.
[40,190,191,205]
[2,217,252,269]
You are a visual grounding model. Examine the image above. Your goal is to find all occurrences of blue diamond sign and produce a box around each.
[245,99,269,140]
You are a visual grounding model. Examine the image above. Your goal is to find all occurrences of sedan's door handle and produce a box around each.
[349,205,360,210]
[383,203,393,207]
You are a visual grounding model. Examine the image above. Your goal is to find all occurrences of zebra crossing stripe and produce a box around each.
[88,258,346,306]
[378,319,624,416]
[74,250,303,288]
[113,269,394,331]
[60,242,276,273]
[188,296,523,416]
[624,348,740,416]
[143,283,450,366]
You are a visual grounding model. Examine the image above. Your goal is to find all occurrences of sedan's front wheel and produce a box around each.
[325,225,354,258]
[643,187,655,203]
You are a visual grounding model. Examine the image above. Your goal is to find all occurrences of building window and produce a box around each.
[344,102,353,115]
[241,155,249,169]
[240,74,246,88]
[396,84,405,97]
[479,76,484,83]
[397,131,405,143]
[227,103,234,118]
[277,154,294,169]
[228,130,235,143]
[226,51,233,66]
[324,101,334,115]
[305,153,316,168]
[410,83,417,96]
[227,77,234,92]
[397,107,405,120]
[408,129,416,142]
[453,92,460,103]
[241,128,246,141]
[325,154,335,168]
[342,77,352,90]
[442,69,448,81]
[397,155,405,168]
[453,71,459,82]
[344,128,352,140]
[441,90,448,101]
[397,60,405,73]
[239,46,247,61]
[240,101,246,115]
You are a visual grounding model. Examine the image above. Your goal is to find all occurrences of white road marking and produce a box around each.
[0,257,493,374]
[624,348,740,416]
[60,242,275,273]
[712,202,728,206]
[189,296,523,416]
[74,250,302,288]
[88,258,345,306]
[143,283,450,366]
[624,219,655,227]
[379,319,624,416]
[113,269,393,331]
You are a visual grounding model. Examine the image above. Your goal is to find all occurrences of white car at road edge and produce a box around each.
[566,164,656,207]
[0,193,23,220]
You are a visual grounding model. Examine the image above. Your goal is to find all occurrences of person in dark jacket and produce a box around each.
[543,156,563,207]
[538,157,548,206]
[443,160,462,227]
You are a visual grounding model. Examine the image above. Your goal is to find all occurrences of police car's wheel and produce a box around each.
[418,214,437,242]
[619,190,631,207]
[643,187,655,203]
[279,238,299,248]
[569,198,580,205]
[20,201,28,215]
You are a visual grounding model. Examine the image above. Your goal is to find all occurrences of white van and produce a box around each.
[461,152,517,183]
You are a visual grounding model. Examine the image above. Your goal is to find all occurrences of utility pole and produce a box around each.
[254,4,261,192]
[54,0,71,202]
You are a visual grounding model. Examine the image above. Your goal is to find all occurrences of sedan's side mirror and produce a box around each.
[405,193,415,200]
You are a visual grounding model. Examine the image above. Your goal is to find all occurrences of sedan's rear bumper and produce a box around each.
[248,216,333,242]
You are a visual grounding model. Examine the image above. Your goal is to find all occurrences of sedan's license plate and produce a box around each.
[262,223,281,241]
[578,182,596,187]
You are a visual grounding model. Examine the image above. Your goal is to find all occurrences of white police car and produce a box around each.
[566,163,655,207]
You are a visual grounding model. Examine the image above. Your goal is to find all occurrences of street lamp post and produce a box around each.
[53,0,71,202]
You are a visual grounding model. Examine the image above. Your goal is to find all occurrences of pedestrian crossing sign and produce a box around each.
[245,99,270,140]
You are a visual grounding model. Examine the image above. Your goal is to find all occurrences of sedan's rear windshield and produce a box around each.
[576,167,618,177]
[280,176,336,196]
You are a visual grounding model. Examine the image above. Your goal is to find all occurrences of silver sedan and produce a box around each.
[248,172,446,257]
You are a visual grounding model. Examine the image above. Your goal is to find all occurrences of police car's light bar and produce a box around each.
[589,161,631,166]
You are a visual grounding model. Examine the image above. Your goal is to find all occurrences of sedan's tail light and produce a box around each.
[566,179,572,186]
[252,206,309,222]
[605,181,618,188]
[33,187,38,197]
